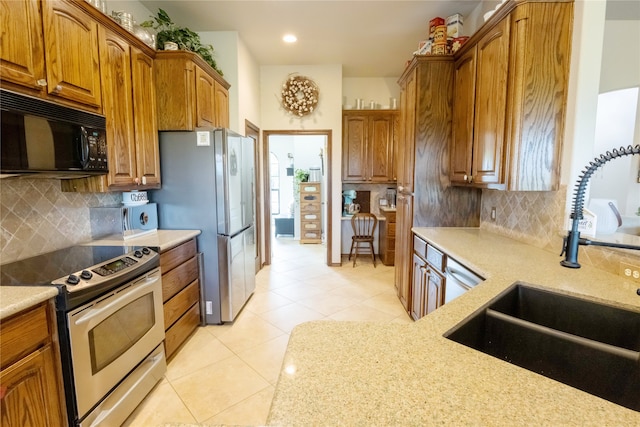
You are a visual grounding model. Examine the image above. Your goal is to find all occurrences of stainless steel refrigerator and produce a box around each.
[151,128,256,324]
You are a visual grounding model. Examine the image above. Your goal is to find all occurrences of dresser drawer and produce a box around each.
[300,183,320,193]
[300,202,321,213]
[301,220,320,230]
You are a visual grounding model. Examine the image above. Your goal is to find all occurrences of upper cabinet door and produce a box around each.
[450,49,476,185]
[214,80,230,128]
[506,2,573,191]
[131,48,161,188]
[471,17,510,186]
[99,27,137,187]
[41,0,102,111]
[368,114,395,182]
[342,114,368,181]
[0,0,46,94]
[195,65,216,128]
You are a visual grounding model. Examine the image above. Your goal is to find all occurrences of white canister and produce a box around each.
[309,167,321,182]
[588,198,622,234]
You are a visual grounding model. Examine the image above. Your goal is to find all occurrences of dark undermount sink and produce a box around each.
[445,282,640,412]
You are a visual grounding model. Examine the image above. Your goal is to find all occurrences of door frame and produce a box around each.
[245,120,262,272]
[262,129,332,266]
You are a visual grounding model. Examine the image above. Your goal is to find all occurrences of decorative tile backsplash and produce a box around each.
[0,178,120,264]
[480,186,640,276]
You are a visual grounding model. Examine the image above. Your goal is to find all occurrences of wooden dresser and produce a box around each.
[379,208,396,266]
[299,182,322,244]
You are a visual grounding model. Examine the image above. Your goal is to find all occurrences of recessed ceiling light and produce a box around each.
[283,34,297,43]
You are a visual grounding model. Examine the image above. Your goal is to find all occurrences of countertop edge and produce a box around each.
[0,287,58,320]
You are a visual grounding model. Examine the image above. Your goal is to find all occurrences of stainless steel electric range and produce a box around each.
[1,245,167,426]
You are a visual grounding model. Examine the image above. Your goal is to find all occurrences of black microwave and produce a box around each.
[0,90,108,176]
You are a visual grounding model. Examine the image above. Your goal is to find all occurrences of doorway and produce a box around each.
[262,130,332,266]
[245,120,262,273]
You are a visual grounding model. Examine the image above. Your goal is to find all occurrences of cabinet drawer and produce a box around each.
[164,279,200,329]
[162,256,199,302]
[387,222,396,236]
[301,220,320,230]
[300,202,320,213]
[426,244,445,272]
[413,236,427,259]
[165,302,200,359]
[302,231,321,239]
[1,303,50,368]
[160,238,197,273]
[300,183,320,193]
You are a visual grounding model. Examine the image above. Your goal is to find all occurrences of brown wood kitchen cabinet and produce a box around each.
[97,28,160,190]
[410,235,445,320]
[154,50,230,131]
[379,208,396,266]
[450,0,573,191]
[61,25,160,192]
[342,110,398,183]
[160,238,201,360]
[0,301,66,426]
[394,56,481,314]
[1,0,102,112]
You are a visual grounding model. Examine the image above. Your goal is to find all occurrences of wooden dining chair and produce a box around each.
[348,213,378,267]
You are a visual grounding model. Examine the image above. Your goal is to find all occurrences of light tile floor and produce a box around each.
[123,237,411,426]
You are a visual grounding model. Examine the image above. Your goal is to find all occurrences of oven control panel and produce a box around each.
[52,247,158,293]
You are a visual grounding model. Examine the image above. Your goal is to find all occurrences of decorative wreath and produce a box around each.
[281,75,319,117]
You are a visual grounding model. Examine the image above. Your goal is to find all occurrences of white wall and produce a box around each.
[260,64,343,264]
[342,78,400,109]
[560,0,607,219]
[108,1,152,23]
[594,20,640,217]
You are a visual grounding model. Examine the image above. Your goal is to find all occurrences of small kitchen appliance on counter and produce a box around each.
[89,202,158,239]
[343,190,357,216]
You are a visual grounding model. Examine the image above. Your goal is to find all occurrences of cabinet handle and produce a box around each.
[36,79,48,87]
[463,174,468,182]
[53,85,62,93]
[468,175,473,183]
[141,176,147,185]
[398,186,404,192]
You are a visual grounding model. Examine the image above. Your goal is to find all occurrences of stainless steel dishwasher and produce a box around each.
[444,257,484,304]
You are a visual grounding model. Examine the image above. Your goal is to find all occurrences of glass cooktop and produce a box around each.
[0,245,144,287]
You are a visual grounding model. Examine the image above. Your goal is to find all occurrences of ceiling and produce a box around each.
[139,0,482,77]
[138,0,639,78]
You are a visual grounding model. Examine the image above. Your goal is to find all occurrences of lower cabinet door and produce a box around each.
[410,253,427,320]
[0,345,64,427]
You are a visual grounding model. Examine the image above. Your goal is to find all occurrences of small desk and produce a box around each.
[340,215,385,255]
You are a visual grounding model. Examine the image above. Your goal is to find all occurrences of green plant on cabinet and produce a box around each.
[141,8,223,75]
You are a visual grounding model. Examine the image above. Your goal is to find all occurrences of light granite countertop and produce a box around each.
[268,227,640,425]
[0,230,200,321]
[0,287,59,320]
[86,229,201,252]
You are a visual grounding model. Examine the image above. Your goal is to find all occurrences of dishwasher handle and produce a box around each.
[445,262,483,290]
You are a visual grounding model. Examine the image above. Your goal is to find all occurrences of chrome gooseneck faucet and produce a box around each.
[560,144,640,268]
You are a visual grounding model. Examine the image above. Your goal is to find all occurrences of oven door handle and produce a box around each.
[72,272,160,326]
